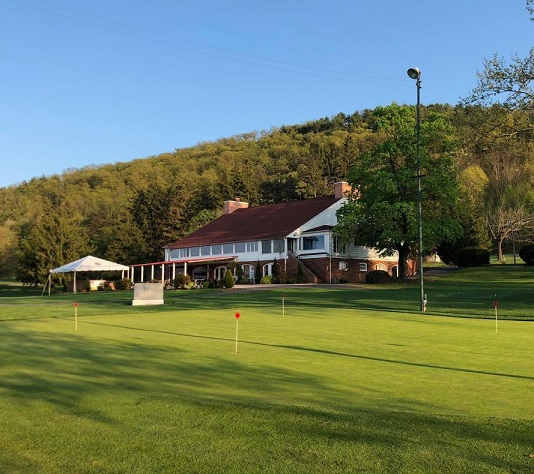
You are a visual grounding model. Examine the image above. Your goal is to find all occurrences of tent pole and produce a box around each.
[74,270,77,294]
[41,272,50,297]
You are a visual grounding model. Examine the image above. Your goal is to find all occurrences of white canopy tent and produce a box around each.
[48,255,130,294]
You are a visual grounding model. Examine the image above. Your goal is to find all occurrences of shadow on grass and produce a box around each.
[77,318,534,381]
[1,322,533,472]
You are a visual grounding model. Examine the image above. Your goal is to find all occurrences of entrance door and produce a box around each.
[214,266,227,281]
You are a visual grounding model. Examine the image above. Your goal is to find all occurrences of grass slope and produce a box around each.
[0,267,533,472]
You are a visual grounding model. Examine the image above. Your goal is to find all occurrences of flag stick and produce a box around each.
[235,312,240,353]
[494,295,498,334]
[235,318,239,353]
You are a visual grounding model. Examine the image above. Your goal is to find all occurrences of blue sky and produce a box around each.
[1,0,532,188]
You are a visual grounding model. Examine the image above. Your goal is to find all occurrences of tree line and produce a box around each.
[2,0,534,283]
[0,101,532,284]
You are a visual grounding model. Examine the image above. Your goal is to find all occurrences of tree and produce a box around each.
[131,184,192,262]
[16,194,92,285]
[336,104,462,278]
[254,261,262,284]
[296,263,306,283]
[464,2,533,111]
[465,49,534,111]
[223,269,235,288]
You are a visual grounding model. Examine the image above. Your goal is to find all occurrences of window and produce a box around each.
[212,244,222,255]
[235,242,246,253]
[339,261,348,271]
[246,241,258,252]
[359,262,368,272]
[302,235,325,250]
[241,264,254,281]
[223,243,234,254]
[190,247,200,257]
[376,263,387,271]
[262,263,272,277]
[273,239,284,254]
[262,240,272,254]
[201,246,211,256]
[178,248,188,258]
[192,267,207,280]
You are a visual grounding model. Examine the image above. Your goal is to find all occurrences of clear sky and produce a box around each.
[1,0,532,188]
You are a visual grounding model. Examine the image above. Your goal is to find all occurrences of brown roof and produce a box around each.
[167,195,339,249]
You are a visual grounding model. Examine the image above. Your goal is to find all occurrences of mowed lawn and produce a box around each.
[0,267,533,473]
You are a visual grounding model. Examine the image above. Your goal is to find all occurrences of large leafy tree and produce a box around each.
[336,104,462,278]
[464,1,533,111]
[465,49,534,110]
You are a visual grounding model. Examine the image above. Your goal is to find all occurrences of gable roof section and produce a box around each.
[167,195,340,249]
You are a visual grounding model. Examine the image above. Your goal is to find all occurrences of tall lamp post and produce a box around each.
[407,67,426,312]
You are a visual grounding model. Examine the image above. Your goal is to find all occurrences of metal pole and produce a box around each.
[415,75,425,312]
[510,221,517,265]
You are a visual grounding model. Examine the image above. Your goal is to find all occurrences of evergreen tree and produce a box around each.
[296,263,306,283]
[254,261,262,284]
[223,269,235,288]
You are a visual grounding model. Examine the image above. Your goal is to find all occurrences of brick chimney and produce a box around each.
[334,181,352,199]
[223,197,249,214]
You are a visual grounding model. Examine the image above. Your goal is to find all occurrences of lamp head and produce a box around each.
[407,67,421,80]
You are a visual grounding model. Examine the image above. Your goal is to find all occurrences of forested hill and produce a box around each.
[1,103,533,283]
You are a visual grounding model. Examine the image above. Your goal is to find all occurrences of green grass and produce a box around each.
[1,268,533,472]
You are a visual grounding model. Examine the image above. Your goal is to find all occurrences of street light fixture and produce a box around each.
[407,67,426,312]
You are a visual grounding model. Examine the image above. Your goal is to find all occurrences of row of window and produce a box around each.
[176,241,259,259]
[189,262,387,280]
[174,236,328,259]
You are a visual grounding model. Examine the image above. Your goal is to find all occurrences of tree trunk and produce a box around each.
[497,234,505,263]
[397,243,410,279]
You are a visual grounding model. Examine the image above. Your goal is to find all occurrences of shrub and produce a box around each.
[519,244,534,265]
[84,278,91,292]
[174,273,191,289]
[272,259,279,279]
[455,247,490,267]
[115,278,132,290]
[254,262,262,284]
[223,270,235,288]
[235,264,244,283]
[365,270,392,284]
[296,263,306,283]
[260,275,272,284]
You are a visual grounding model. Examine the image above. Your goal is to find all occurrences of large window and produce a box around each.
[190,247,200,257]
[246,241,258,252]
[223,243,234,254]
[241,264,254,281]
[261,240,272,254]
[211,244,222,255]
[273,239,284,254]
[192,267,207,280]
[235,242,246,253]
[302,235,325,251]
[201,246,211,256]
